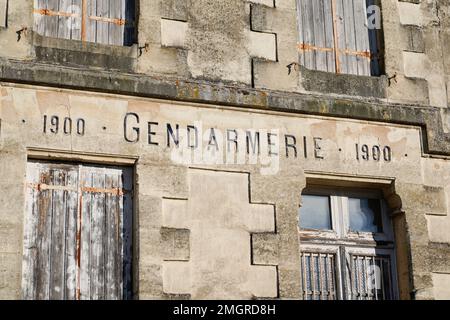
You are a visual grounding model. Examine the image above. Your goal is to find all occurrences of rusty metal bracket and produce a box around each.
[89,16,126,26]
[297,43,372,60]
[16,26,27,42]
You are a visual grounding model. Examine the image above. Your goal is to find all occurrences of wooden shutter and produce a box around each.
[297,0,381,76]
[298,0,336,73]
[33,0,134,46]
[22,161,133,300]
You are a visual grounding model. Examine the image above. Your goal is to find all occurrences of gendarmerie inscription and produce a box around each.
[41,113,394,162]
[123,112,324,159]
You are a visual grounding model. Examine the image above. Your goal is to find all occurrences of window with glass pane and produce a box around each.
[348,197,382,233]
[299,189,397,300]
[299,195,332,230]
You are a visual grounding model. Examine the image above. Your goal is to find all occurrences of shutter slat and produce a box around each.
[23,163,41,300]
[46,0,59,38]
[35,167,54,300]
[353,0,371,76]
[57,0,72,39]
[296,0,306,67]
[48,169,68,300]
[64,169,79,300]
[323,0,336,73]
[334,0,346,74]
[302,0,316,70]
[96,0,109,45]
[86,0,97,43]
[71,0,82,41]
[341,0,358,75]
[79,169,92,300]
[35,0,48,37]
[109,0,124,46]
[89,170,107,299]
[105,173,120,299]
[312,0,327,72]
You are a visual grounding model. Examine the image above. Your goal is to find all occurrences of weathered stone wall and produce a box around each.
[0,1,448,107]
[0,1,449,156]
[0,84,449,299]
[0,0,449,300]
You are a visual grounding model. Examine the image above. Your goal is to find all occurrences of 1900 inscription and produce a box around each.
[43,115,85,136]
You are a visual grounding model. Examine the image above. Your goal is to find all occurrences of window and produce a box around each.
[296,0,383,76]
[22,161,133,300]
[298,188,398,300]
[33,0,136,46]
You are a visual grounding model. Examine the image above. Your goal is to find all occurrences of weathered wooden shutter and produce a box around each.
[22,161,133,300]
[33,0,135,46]
[297,0,381,76]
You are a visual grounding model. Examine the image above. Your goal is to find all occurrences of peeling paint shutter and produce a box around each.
[33,0,135,46]
[22,161,133,300]
[297,0,382,76]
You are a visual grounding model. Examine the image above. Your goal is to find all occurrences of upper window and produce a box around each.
[298,188,398,300]
[33,0,136,46]
[296,0,383,76]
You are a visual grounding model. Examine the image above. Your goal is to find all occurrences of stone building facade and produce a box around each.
[0,0,449,300]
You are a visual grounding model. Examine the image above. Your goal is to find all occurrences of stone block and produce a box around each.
[161,19,188,48]
[246,30,277,61]
[398,2,423,26]
[432,273,450,300]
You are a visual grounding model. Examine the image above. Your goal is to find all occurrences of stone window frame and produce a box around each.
[298,185,399,300]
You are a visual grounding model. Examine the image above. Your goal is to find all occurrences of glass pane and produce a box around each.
[299,195,332,230]
[348,198,382,233]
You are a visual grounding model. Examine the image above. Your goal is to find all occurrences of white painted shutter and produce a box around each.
[22,161,133,300]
